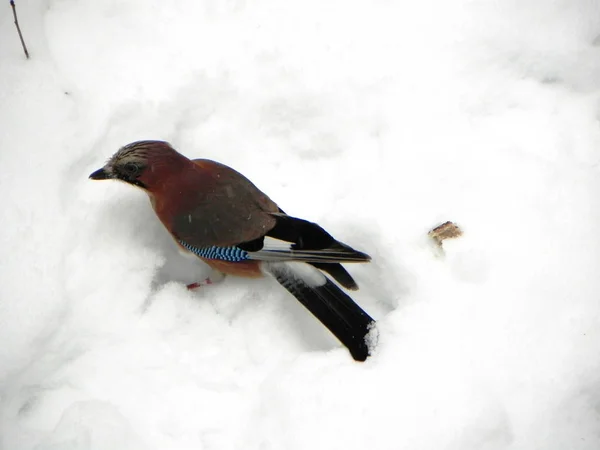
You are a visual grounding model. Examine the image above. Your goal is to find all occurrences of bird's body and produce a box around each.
[90,140,375,361]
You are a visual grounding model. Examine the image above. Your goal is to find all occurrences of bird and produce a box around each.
[89,140,375,361]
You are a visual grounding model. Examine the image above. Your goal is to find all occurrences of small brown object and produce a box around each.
[429,221,463,248]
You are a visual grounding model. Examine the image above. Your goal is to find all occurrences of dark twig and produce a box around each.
[10,0,30,59]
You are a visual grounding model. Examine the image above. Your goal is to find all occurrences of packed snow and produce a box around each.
[1,0,600,448]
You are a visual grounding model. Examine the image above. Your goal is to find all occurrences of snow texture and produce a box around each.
[1,0,600,449]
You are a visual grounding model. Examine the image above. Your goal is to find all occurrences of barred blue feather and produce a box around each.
[178,241,250,262]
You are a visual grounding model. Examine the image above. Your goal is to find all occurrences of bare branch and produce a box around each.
[10,0,30,59]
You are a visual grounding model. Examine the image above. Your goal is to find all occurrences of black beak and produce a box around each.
[89,168,110,180]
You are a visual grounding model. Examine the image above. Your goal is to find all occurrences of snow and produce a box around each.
[1,0,600,448]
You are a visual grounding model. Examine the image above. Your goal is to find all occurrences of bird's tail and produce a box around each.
[265,262,376,361]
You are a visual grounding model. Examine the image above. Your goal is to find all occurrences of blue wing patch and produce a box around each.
[178,240,250,262]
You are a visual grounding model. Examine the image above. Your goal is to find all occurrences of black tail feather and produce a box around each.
[269,263,375,361]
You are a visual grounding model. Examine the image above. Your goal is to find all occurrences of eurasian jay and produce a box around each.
[89,140,375,361]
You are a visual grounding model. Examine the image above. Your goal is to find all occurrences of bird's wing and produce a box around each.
[177,211,370,263]
[177,212,369,290]
[245,237,370,263]
[240,213,371,263]
[168,159,280,248]
[167,160,370,290]
[178,235,369,263]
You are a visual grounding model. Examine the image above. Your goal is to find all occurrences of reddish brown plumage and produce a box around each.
[141,151,279,250]
[202,259,263,278]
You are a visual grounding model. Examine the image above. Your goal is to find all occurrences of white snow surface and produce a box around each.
[1,0,600,448]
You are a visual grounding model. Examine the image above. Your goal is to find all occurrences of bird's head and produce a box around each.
[89,140,187,190]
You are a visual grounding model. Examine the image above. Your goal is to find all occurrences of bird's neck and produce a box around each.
[140,153,191,194]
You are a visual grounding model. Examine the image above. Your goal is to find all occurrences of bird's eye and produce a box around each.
[123,162,140,176]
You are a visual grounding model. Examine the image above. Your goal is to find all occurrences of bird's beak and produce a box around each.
[89,168,110,180]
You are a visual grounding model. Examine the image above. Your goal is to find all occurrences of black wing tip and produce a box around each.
[310,262,360,290]
[330,241,372,262]
[268,213,371,256]
[357,251,372,263]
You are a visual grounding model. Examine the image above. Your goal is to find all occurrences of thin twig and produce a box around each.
[10,0,30,59]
